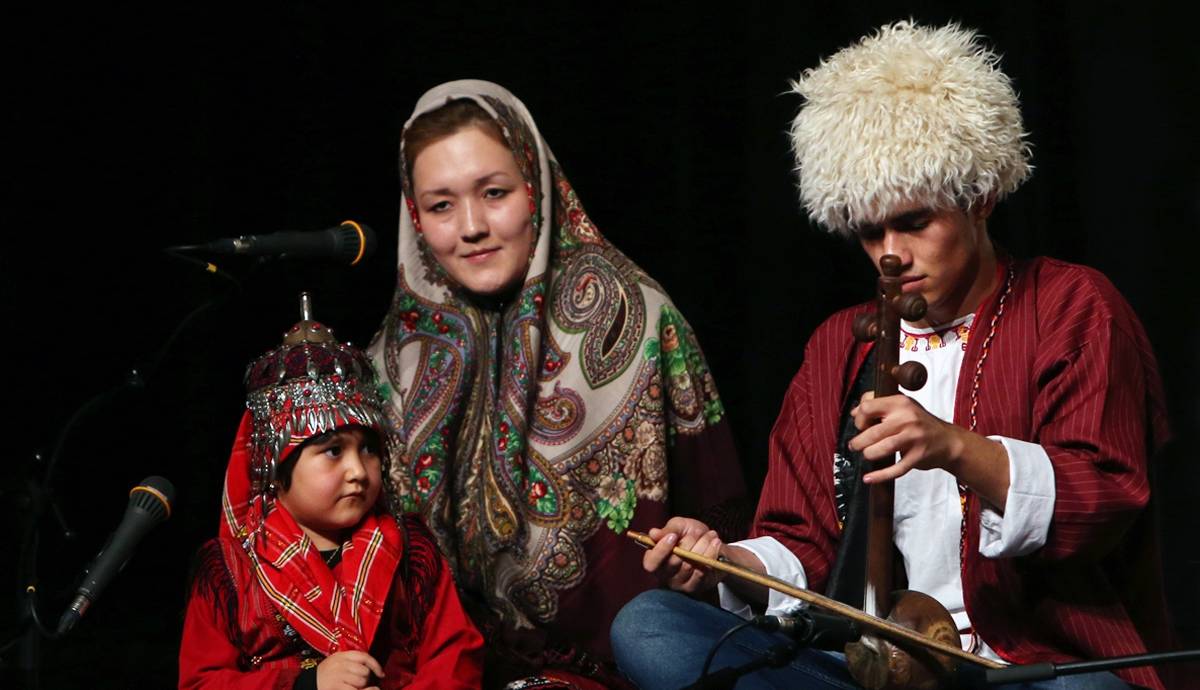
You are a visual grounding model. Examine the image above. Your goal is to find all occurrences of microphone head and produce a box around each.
[334,221,375,265]
[168,220,377,264]
[129,475,175,523]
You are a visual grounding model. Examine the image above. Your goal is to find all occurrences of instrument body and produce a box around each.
[845,254,958,690]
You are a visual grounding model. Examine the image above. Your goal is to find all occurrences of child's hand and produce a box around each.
[316,650,384,690]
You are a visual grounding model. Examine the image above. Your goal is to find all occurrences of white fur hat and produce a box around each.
[789,21,1032,235]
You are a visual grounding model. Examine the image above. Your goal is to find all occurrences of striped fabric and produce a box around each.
[752,257,1173,690]
[220,412,403,658]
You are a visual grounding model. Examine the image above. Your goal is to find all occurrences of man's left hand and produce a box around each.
[848,392,1010,507]
[849,391,965,483]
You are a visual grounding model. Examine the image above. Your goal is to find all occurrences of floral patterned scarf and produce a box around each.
[368,80,737,634]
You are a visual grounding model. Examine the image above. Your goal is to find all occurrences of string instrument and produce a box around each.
[629,255,1199,686]
[843,252,961,689]
[627,254,982,687]
[624,531,1002,674]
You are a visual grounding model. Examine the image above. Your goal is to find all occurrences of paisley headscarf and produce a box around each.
[368,80,742,637]
[220,314,402,659]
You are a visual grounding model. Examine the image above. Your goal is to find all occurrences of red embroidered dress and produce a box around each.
[180,306,482,689]
[179,415,484,689]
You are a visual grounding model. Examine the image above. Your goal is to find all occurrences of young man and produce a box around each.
[611,21,1173,690]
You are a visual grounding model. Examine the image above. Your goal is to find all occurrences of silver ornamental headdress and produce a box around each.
[243,293,385,496]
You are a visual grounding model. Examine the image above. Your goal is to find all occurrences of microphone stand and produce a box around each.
[982,649,1200,686]
[683,642,801,690]
[683,610,861,690]
[3,253,242,690]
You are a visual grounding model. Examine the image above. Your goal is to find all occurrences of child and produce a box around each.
[180,300,483,689]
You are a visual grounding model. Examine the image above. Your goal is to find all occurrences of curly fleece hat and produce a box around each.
[789,20,1032,235]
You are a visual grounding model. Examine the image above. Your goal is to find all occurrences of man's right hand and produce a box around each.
[641,517,727,594]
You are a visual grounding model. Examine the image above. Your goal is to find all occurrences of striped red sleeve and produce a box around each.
[750,327,845,594]
[1027,269,1160,563]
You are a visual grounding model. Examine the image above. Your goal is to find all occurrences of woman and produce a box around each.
[368,80,746,688]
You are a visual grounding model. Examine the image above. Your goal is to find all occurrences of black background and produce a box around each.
[4,3,1198,687]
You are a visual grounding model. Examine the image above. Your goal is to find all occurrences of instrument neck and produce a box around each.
[864,266,905,616]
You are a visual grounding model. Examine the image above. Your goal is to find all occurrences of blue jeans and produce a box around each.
[610,590,1132,690]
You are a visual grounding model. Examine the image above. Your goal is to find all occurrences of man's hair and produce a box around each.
[274,425,384,491]
[789,20,1032,236]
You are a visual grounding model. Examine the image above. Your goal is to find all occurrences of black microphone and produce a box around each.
[56,476,175,635]
[170,220,376,265]
[753,611,860,650]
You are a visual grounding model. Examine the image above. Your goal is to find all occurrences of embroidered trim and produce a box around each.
[833,451,854,530]
[899,316,973,352]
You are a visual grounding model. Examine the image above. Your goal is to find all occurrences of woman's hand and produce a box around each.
[641,517,726,594]
[316,650,384,690]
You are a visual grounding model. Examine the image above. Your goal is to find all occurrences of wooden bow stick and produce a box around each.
[626,530,1003,670]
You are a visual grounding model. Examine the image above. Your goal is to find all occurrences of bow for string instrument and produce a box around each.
[843,253,961,689]
[624,531,1002,676]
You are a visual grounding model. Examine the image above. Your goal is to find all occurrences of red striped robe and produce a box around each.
[753,256,1174,689]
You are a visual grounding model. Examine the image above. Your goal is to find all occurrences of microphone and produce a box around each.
[753,611,860,650]
[170,220,376,265]
[56,476,175,635]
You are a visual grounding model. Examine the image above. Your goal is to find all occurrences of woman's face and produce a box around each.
[410,126,534,297]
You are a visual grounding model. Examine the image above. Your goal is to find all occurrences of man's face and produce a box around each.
[854,201,996,327]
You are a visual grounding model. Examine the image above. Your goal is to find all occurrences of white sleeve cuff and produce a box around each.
[978,436,1056,558]
[716,536,809,619]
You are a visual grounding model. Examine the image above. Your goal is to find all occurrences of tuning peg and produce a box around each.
[892,361,927,391]
[852,312,878,342]
[894,293,927,322]
[879,254,903,276]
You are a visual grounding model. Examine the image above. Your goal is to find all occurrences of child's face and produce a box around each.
[277,426,383,550]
